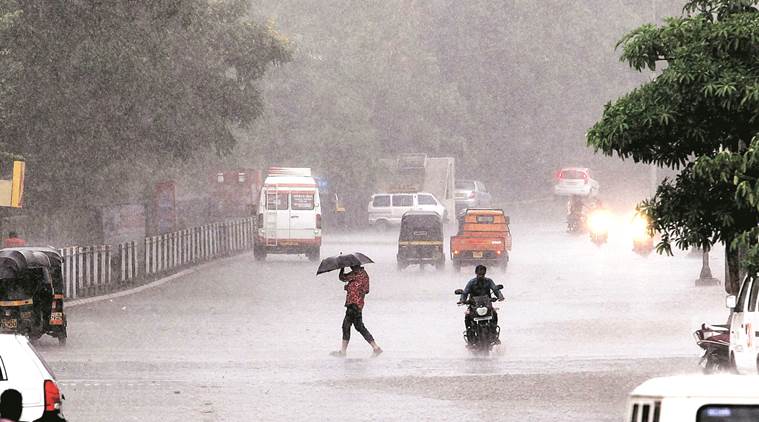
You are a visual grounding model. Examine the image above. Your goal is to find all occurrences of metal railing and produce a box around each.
[59,217,256,299]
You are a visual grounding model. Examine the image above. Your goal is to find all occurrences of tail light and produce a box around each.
[583,173,589,184]
[468,192,475,199]
[44,380,61,411]
[257,214,263,228]
[554,170,562,180]
[316,214,322,229]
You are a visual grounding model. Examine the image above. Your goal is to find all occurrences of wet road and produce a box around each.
[38,206,728,421]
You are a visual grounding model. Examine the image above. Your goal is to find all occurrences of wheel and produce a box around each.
[58,334,67,346]
[453,261,461,272]
[396,260,406,271]
[374,220,389,232]
[501,254,509,272]
[254,244,267,261]
[435,259,445,271]
[307,248,320,262]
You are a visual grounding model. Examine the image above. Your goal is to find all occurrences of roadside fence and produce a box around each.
[59,217,256,299]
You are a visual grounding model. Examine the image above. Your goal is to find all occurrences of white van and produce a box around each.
[254,168,321,261]
[626,375,759,421]
[367,192,447,230]
[726,276,759,373]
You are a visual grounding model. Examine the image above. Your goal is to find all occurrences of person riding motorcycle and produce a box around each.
[566,195,585,231]
[458,265,505,344]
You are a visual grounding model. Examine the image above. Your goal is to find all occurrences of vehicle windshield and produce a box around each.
[400,216,442,239]
[559,170,587,179]
[456,181,475,190]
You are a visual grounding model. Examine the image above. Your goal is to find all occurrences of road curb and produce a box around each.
[66,253,248,308]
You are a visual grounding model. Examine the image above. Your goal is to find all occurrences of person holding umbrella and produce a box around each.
[317,252,382,357]
[332,264,382,357]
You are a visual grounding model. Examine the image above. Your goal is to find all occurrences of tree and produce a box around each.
[587,0,759,294]
[0,0,289,214]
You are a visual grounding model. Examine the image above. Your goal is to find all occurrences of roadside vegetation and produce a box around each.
[588,0,759,294]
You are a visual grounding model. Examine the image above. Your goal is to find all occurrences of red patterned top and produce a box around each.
[341,269,370,310]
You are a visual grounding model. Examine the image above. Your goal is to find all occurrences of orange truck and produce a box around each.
[450,208,512,272]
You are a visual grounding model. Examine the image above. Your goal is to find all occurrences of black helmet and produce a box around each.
[475,265,487,275]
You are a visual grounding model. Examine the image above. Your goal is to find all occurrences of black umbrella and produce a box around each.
[316,252,374,275]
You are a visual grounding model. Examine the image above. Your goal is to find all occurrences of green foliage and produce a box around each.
[0,0,289,210]
[588,0,759,290]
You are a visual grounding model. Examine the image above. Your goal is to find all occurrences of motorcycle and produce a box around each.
[693,323,731,374]
[566,212,585,233]
[632,237,654,255]
[454,285,504,355]
[587,208,611,246]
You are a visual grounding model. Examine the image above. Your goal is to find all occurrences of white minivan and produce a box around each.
[367,192,447,230]
[727,276,759,373]
[254,168,321,261]
[626,375,759,421]
[0,334,66,421]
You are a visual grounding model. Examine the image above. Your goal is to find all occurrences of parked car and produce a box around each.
[626,374,759,421]
[368,192,447,230]
[553,167,599,197]
[454,180,492,213]
[726,275,759,373]
[0,333,66,421]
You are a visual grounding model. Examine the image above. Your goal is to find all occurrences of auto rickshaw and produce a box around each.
[0,248,67,345]
[397,211,445,270]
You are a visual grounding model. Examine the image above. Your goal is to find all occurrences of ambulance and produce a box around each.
[254,168,321,261]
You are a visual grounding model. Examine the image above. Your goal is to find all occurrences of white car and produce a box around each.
[626,374,759,421]
[726,276,759,373]
[553,167,599,197]
[0,334,66,421]
[368,192,447,230]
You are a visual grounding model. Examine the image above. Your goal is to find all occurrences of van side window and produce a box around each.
[736,278,752,313]
[641,404,650,422]
[0,356,5,381]
[631,404,639,422]
[392,195,413,207]
[372,195,390,207]
[750,277,759,312]
[417,195,437,206]
[266,192,289,210]
[653,401,660,422]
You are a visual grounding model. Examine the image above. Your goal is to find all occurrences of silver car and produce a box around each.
[454,180,492,213]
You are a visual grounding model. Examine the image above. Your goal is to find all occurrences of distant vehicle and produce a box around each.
[454,180,492,213]
[254,167,321,262]
[450,208,511,272]
[0,248,68,345]
[0,333,66,421]
[396,211,445,271]
[553,167,599,197]
[726,275,759,374]
[626,374,759,421]
[586,204,611,246]
[367,192,447,230]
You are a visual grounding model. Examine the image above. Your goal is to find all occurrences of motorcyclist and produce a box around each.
[458,265,504,344]
[566,195,585,230]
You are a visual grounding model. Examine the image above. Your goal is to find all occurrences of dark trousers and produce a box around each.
[342,304,374,343]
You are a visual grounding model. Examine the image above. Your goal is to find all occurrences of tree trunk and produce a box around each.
[725,245,741,295]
